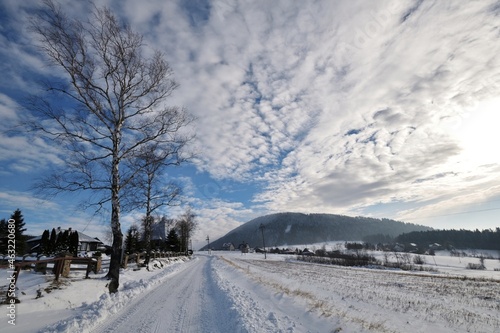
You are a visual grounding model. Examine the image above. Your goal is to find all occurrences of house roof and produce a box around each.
[26,229,103,244]
[76,231,102,243]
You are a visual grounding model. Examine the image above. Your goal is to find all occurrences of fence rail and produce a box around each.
[2,251,187,302]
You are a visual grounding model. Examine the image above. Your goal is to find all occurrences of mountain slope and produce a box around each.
[203,212,431,250]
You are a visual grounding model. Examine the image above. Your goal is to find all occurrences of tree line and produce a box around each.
[125,210,197,255]
[38,228,79,256]
[395,228,500,250]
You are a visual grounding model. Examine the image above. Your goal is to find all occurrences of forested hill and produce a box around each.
[202,212,431,250]
[396,228,500,250]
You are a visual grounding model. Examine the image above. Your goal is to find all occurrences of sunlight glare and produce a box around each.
[454,98,500,166]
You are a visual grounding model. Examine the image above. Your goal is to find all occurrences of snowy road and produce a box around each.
[90,254,331,333]
[91,256,240,333]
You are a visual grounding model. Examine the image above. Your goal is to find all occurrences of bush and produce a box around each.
[413,255,426,265]
[466,263,485,270]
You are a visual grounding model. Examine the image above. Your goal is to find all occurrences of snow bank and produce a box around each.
[2,257,191,333]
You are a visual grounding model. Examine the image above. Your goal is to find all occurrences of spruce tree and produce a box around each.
[10,209,27,254]
[68,231,79,256]
[0,219,7,253]
[166,229,180,252]
[49,228,57,255]
[124,225,140,254]
[56,230,70,253]
[40,229,50,255]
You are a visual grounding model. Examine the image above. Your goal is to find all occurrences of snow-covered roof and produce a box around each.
[27,229,102,244]
[76,231,102,244]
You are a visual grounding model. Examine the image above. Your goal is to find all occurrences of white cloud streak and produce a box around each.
[1,0,500,238]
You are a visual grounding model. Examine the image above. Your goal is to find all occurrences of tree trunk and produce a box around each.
[108,202,122,293]
[108,136,122,293]
[144,175,153,267]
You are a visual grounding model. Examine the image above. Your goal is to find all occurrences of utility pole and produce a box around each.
[259,223,266,259]
[206,235,210,255]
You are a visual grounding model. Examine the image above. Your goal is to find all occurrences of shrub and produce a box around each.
[413,255,426,265]
[466,263,485,270]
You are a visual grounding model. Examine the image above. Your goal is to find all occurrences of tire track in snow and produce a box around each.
[91,256,242,333]
[212,256,334,333]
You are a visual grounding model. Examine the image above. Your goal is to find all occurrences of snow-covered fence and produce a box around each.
[121,251,183,269]
[4,255,100,303]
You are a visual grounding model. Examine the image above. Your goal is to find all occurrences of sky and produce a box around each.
[1,0,499,250]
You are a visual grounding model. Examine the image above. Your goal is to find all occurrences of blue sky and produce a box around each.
[1,0,500,250]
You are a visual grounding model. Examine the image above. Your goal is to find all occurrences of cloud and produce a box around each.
[2,0,500,239]
[224,0,500,220]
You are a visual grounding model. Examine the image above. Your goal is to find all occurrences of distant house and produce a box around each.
[301,248,315,256]
[223,243,235,251]
[238,242,250,253]
[26,227,104,254]
[77,231,105,252]
[429,243,442,250]
[151,218,168,248]
[393,243,405,252]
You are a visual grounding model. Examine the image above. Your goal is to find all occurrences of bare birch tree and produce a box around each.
[176,208,197,254]
[129,143,183,266]
[27,0,193,292]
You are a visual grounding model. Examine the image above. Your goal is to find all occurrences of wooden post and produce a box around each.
[54,258,62,281]
[122,254,129,269]
[61,255,72,278]
[93,255,102,273]
[85,258,93,278]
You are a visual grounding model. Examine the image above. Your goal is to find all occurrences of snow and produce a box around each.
[1,250,500,332]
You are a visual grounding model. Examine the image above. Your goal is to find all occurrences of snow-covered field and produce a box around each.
[1,250,499,332]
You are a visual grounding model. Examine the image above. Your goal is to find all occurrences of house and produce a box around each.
[151,218,168,248]
[76,231,105,252]
[26,227,104,255]
[223,243,235,251]
[393,243,405,252]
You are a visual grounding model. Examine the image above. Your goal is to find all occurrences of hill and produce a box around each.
[201,212,431,250]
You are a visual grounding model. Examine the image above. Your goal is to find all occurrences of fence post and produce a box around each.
[54,258,62,281]
[93,255,102,273]
[53,253,71,280]
[61,254,72,278]
[122,254,129,269]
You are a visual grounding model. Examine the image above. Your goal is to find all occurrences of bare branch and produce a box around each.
[26,0,195,292]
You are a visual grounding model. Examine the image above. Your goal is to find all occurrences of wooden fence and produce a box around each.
[9,255,101,285]
[121,251,183,268]
[2,251,186,300]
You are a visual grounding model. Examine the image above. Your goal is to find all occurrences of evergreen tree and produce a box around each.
[0,219,7,253]
[68,231,79,256]
[10,209,27,254]
[55,229,70,253]
[124,225,141,254]
[49,228,57,254]
[166,229,180,252]
[40,229,50,255]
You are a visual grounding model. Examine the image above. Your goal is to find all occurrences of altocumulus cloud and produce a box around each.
[1,0,500,247]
